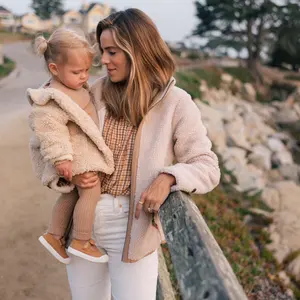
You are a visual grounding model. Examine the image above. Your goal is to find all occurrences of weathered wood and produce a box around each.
[157,247,176,300]
[159,191,248,300]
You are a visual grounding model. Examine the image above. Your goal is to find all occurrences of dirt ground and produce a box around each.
[0,111,71,300]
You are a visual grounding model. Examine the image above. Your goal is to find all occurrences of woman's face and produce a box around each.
[100,29,130,83]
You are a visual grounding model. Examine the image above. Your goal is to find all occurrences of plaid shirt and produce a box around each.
[101,114,137,196]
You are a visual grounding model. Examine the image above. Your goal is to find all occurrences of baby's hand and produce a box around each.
[55,160,73,182]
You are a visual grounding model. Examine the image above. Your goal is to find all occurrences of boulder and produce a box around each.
[241,83,257,102]
[194,99,227,152]
[225,115,252,150]
[279,164,299,183]
[248,144,272,170]
[287,255,300,282]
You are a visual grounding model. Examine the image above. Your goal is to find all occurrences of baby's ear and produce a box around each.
[48,63,59,76]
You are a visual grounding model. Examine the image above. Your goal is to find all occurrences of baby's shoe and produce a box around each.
[68,239,109,263]
[39,233,71,264]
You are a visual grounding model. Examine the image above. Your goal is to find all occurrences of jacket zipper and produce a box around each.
[121,78,175,262]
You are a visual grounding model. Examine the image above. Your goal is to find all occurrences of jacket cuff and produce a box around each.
[50,154,73,165]
[159,167,180,192]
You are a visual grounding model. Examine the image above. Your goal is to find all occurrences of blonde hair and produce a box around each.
[34,28,95,66]
[96,8,176,126]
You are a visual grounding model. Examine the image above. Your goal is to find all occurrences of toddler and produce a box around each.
[27,28,114,264]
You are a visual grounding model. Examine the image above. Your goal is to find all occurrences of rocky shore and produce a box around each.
[197,75,300,297]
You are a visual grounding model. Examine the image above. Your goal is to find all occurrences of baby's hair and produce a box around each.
[34,27,95,65]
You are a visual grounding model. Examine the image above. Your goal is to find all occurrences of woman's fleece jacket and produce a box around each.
[27,87,114,193]
[91,76,221,262]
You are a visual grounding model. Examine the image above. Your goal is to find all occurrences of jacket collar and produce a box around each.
[150,77,176,110]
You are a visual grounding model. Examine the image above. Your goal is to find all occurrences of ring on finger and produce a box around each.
[138,200,144,205]
[148,207,154,213]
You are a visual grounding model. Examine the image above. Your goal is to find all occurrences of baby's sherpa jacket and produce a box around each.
[27,87,114,193]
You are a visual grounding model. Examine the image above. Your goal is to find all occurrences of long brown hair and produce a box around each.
[96,8,175,126]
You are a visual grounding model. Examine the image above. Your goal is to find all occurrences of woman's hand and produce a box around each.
[72,172,99,189]
[135,173,176,219]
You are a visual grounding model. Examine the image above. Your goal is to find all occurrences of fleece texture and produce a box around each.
[91,77,220,262]
[27,87,114,193]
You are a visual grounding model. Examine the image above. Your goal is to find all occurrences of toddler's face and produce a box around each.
[52,48,92,90]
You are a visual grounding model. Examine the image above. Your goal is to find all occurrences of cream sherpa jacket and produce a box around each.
[27,87,114,193]
[91,77,220,262]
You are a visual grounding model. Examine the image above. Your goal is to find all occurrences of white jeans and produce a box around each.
[66,194,158,300]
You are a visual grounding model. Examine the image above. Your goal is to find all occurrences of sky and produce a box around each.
[2,0,199,43]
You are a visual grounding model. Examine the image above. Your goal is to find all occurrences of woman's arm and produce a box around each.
[159,93,220,194]
[135,92,220,219]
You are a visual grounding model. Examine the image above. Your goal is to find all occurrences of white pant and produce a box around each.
[66,194,158,300]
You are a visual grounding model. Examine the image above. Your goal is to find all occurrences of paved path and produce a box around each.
[1,42,48,118]
[0,42,70,300]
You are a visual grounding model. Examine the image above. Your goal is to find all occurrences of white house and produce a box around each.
[62,10,82,26]
[0,6,15,30]
[19,13,41,33]
[80,2,111,33]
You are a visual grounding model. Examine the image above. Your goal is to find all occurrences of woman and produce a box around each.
[67,8,220,300]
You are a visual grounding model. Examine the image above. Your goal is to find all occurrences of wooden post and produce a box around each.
[158,191,248,300]
[0,44,4,65]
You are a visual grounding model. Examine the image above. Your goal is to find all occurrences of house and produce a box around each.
[19,13,41,33]
[0,6,15,30]
[80,2,111,33]
[62,10,82,26]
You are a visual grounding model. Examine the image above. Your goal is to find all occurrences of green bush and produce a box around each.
[0,56,15,78]
[284,74,300,81]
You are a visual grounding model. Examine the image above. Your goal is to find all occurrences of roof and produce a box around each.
[80,2,103,15]
[0,5,11,13]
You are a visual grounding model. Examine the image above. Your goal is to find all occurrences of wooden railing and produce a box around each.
[156,191,248,300]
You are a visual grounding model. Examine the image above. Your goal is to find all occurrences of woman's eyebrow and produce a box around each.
[102,46,117,50]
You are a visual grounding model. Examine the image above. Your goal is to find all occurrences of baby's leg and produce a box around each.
[39,189,78,264]
[48,188,79,238]
[73,181,101,241]
[68,181,108,263]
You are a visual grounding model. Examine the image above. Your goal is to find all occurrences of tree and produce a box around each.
[31,0,64,20]
[270,3,300,71]
[193,0,300,82]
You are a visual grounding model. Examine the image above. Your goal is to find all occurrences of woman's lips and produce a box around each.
[107,69,116,75]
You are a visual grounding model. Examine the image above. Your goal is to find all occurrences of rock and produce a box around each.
[244,112,275,145]
[221,73,233,84]
[262,186,281,211]
[248,144,272,170]
[266,181,300,263]
[222,147,247,172]
[275,107,299,124]
[267,137,286,152]
[242,83,257,102]
[279,164,299,183]
[199,80,208,93]
[266,169,283,183]
[278,271,291,287]
[225,115,252,150]
[194,99,227,153]
[233,164,266,192]
[272,151,293,166]
[287,255,300,281]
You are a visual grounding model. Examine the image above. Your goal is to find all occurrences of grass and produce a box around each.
[175,67,221,99]
[222,67,255,83]
[192,164,279,296]
[0,30,31,44]
[0,56,15,78]
[285,74,300,81]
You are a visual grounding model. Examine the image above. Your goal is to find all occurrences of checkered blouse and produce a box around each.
[101,114,137,196]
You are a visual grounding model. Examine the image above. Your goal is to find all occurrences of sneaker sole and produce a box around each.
[67,246,109,263]
[39,236,71,265]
